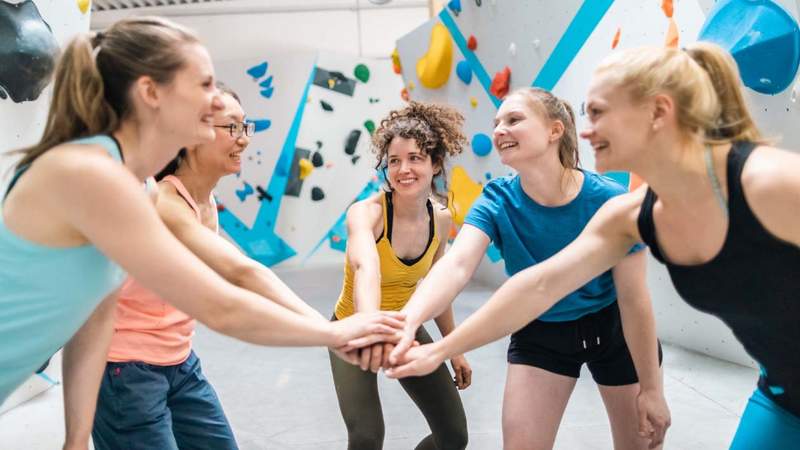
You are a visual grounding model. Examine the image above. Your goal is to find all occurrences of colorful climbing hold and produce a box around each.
[471,133,493,157]
[408,81,416,91]
[490,66,511,99]
[448,166,483,226]
[612,27,621,49]
[320,100,334,112]
[298,158,313,180]
[259,76,273,88]
[77,0,90,14]
[311,187,325,201]
[260,87,274,99]
[354,64,370,83]
[252,119,272,132]
[448,0,462,15]
[456,60,472,84]
[661,0,673,18]
[470,96,478,108]
[416,23,453,89]
[401,87,410,101]
[328,79,336,89]
[467,35,478,51]
[665,18,679,48]
[364,120,376,135]
[391,48,403,74]
[247,62,268,79]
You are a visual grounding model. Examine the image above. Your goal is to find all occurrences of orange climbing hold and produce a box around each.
[467,35,478,51]
[661,0,673,18]
[612,27,621,49]
[490,66,511,100]
[391,48,402,74]
[665,18,679,48]
[401,87,410,101]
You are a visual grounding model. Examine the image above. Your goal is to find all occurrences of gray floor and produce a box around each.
[0,265,756,449]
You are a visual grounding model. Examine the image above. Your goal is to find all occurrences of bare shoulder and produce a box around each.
[346,193,384,227]
[741,145,800,245]
[155,181,197,228]
[432,199,453,236]
[591,186,645,242]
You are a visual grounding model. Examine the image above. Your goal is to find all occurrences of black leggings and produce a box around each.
[328,325,468,450]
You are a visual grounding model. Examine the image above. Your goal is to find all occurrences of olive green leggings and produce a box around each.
[328,325,468,450]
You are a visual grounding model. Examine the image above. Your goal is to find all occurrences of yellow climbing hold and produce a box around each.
[470,96,478,108]
[299,158,314,180]
[408,80,416,91]
[416,23,453,89]
[77,0,91,13]
[327,79,336,89]
[391,48,402,74]
[448,166,483,226]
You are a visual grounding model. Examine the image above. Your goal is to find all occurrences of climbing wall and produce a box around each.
[394,0,800,366]
[0,0,91,414]
[212,50,404,267]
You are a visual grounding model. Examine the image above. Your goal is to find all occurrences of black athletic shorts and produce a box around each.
[507,301,663,386]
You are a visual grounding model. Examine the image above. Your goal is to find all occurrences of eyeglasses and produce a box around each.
[214,122,255,138]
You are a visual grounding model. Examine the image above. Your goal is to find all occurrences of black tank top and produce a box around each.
[637,141,800,416]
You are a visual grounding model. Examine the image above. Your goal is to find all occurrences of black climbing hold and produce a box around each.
[256,186,273,202]
[311,151,324,167]
[320,100,333,112]
[311,187,325,201]
[345,129,362,155]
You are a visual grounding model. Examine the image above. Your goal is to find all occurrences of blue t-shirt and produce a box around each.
[464,170,643,322]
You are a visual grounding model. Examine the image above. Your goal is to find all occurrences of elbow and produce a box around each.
[227,262,260,288]
[196,293,238,336]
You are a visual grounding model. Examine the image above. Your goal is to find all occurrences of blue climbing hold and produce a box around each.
[247,62,268,79]
[471,133,492,157]
[259,76,274,88]
[260,87,274,99]
[448,0,462,15]
[456,60,472,85]
[252,119,272,132]
[698,0,800,95]
[235,182,254,202]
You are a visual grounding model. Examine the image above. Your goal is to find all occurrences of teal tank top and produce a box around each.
[0,135,126,402]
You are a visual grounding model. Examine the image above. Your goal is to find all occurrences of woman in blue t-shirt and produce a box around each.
[387,88,669,449]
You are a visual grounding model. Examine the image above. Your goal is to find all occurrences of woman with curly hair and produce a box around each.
[388,89,669,449]
[329,101,470,450]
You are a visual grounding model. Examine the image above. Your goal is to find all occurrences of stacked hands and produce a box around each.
[330,312,471,390]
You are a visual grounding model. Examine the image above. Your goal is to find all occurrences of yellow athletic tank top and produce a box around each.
[334,192,440,319]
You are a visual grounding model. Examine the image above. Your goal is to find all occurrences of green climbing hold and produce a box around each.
[354,64,370,83]
[364,120,376,135]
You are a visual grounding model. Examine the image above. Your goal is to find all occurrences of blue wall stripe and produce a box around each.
[532,0,615,90]
[438,9,502,108]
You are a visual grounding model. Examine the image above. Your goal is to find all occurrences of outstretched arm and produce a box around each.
[386,194,639,378]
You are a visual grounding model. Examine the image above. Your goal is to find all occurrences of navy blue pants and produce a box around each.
[92,351,238,450]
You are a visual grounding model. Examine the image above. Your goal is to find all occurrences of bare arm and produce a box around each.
[346,200,384,313]
[52,154,400,348]
[613,249,671,446]
[62,290,118,450]
[157,191,324,321]
[386,194,639,377]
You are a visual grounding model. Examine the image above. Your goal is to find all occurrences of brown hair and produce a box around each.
[508,87,579,170]
[154,81,241,181]
[372,101,466,199]
[15,16,200,170]
[595,42,763,144]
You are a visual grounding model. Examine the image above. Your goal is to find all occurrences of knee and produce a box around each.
[434,424,468,450]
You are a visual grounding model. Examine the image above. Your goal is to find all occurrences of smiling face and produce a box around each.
[190,93,249,176]
[385,136,438,197]
[492,94,557,170]
[580,75,653,173]
[151,43,224,169]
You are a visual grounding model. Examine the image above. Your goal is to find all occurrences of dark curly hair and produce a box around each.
[372,101,466,200]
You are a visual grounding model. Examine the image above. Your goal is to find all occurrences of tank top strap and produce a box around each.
[636,187,666,264]
[381,191,391,241]
[726,141,757,226]
[161,175,202,221]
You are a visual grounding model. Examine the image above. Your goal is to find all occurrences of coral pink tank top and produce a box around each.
[107,175,217,365]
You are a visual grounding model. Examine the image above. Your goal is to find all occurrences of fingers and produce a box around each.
[381,343,394,369]
[461,365,472,389]
[385,361,419,379]
[359,346,371,371]
[369,344,383,373]
[376,313,406,330]
[389,333,415,365]
[332,348,359,365]
[649,415,669,448]
[454,363,464,388]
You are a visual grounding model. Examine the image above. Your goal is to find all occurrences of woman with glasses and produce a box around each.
[91,83,331,449]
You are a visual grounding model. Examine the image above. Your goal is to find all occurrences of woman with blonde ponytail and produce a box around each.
[389,88,667,450]
[0,17,405,450]
[387,42,800,449]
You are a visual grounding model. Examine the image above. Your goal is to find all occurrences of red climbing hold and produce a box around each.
[217,203,226,212]
[490,66,511,99]
[401,87,410,101]
[467,35,477,51]
[611,27,621,49]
